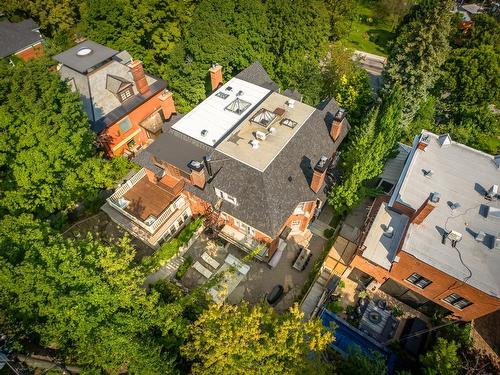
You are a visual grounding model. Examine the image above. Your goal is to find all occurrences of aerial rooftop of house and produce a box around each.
[135,62,349,237]
[0,18,42,58]
[54,40,167,131]
[216,91,316,171]
[385,132,500,297]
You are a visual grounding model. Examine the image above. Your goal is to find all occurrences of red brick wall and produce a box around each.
[280,201,316,234]
[103,91,176,156]
[15,42,44,62]
[351,251,500,321]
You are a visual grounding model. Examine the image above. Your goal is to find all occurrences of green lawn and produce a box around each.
[341,1,395,56]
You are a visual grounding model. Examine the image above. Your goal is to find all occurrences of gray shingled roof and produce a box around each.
[0,19,42,58]
[135,63,349,237]
[182,97,349,237]
[235,62,280,92]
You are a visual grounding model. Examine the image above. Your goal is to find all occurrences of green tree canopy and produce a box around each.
[0,222,202,373]
[181,303,333,374]
[421,338,461,375]
[0,58,129,219]
[337,346,387,375]
[384,0,453,127]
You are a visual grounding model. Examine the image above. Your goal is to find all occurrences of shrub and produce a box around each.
[176,256,193,279]
[391,305,404,318]
[326,300,343,314]
[324,228,335,238]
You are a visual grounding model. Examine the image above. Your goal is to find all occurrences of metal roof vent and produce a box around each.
[76,47,93,56]
[255,131,267,141]
[485,185,498,201]
[475,230,486,242]
[486,206,500,219]
[250,139,260,149]
[236,90,243,96]
[430,192,441,203]
[287,99,295,108]
[201,129,208,137]
[423,169,434,178]
[438,133,452,147]
[449,202,461,210]
[383,225,394,238]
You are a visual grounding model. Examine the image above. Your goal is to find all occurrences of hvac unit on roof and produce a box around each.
[383,226,394,238]
[286,99,295,108]
[255,131,267,141]
[201,129,208,137]
[485,184,498,200]
[250,139,260,149]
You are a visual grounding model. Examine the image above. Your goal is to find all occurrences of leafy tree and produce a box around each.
[0,226,203,373]
[323,45,372,127]
[0,58,129,219]
[464,13,500,51]
[375,0,415,30]
[181,303,333,374]
[337,346,387,375]
[329,88,403,214]
[384,0,454,127]
[421,338,460,375]
[324,0,357,40]
[2,0,79,36]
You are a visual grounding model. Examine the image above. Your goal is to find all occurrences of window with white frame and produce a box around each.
[234,219,255,236]
[215,187,238,206]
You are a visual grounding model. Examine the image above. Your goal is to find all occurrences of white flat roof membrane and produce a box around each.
[172,78,270,146]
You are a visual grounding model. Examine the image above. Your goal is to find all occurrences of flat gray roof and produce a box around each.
[54,40,118,73]
[393,131,500,297]
[362,202,409,270]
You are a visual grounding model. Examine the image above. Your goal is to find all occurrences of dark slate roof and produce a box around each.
[235,62,280,92]
[0,19,42,58]
[134,115,212,173]
[183,97,349,237]
[283,88,303,102]
[54,40,118,74]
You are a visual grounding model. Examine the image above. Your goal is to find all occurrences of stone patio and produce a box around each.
[179,232,327,312]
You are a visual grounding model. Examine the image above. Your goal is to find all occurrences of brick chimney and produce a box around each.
[310,156,330,193]
[189,160,206,189]
[412,192,440,225]
[331,108,346,141]
[417,134,430,151]
[130,60,150,95]
[159,90,177,119]
[209,64,223,91]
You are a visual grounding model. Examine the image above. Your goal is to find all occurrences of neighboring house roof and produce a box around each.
[391,131,500,297]
[378,143,411,186]
[0,19,42,58]
[54,40,167,131]
[283,88,303,102]
[54,40,118,74]
[461,3,484,14]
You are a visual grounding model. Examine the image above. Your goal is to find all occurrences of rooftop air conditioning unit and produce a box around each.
[268,127,276,134]
[383,226,394,238]
[287,99,295,108]
[255,131,267,141]
[250,140,260,149]
[447,230,463,242]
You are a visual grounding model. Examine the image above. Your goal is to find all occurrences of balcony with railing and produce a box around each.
[219,224,268,261]
[106,168,188,238]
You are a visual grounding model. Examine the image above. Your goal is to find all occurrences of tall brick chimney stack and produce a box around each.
[130,60,150,95]
[209,64,223,91]
[331,108,346,141]
[189,160,206,189]
[310,156,331,193]
[412,192,440,225]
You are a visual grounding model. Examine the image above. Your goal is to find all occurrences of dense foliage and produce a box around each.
[383,0,454,127]
[0,58,129,220]
[421,338,461,375]
[337,346,387,375]
[181,303,333,374]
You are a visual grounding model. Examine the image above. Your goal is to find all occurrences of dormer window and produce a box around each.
[106,74,134,102]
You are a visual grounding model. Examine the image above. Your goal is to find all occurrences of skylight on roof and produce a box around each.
[280,118,298,129]
[251,108,277,127]
[215,92,229,99]
[225,98,252,115]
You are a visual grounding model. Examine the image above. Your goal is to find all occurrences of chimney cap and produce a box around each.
[334,108,346,121]
[430,192,441,203]
[314,156,331,173]
[188,160,204,172]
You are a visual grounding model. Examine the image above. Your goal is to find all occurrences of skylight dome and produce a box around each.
[225,98,251,115]
[76,47,93,56]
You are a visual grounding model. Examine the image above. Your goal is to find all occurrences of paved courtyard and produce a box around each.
[180,232,327,312]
